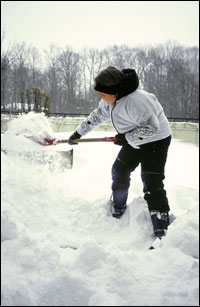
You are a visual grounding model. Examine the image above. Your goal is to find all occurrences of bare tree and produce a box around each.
[44,44,61,112]
[11,42,32,108]
[58,46,80,112]
[1,29,15,110]
[28,46,43,88]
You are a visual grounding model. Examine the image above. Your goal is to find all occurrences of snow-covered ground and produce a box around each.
[1,112,199,306]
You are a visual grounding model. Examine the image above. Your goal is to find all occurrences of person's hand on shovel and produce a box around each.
[68,131,82,145]
[114,133,128,146]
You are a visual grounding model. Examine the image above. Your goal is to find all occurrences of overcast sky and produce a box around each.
[1,1,199,53]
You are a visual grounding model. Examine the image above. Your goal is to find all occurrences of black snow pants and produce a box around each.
[111,135,171,212]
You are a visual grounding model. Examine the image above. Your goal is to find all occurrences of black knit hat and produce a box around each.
[94,67,139,99]
[93,81,120,95]
[94,66,123,95]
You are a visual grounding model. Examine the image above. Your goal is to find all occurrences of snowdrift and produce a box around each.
[1,112,199,306]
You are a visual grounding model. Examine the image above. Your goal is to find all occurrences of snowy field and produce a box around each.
[1,112,199,306]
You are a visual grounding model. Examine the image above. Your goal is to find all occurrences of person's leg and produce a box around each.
[140,136,171,236]
[111,144,140,217]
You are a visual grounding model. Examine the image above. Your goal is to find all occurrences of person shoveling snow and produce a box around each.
[68,66,172,245]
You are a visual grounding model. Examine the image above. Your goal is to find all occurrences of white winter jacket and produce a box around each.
[76,88,171,149]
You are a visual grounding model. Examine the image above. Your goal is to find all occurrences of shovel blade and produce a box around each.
[60,148,73,169]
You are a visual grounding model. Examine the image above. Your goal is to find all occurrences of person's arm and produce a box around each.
[68,100,110,145]
[114,124,158,147]
[126,124,158,143]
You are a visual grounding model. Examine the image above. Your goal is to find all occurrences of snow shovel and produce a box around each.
[34,136,118,146]
[28,136,117,169]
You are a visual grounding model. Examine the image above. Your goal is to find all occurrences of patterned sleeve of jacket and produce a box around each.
[125,123,158,142]
[76,99,110,136]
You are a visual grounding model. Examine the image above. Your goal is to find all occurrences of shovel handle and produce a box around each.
[40,137,117,145]
[73,137,117,143]
[60,136,117,144]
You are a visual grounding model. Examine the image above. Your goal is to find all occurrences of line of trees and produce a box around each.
[20,88,50,113]
[1,35,199,119]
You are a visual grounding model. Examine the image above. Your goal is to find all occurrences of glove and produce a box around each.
[114,133,128,146]
[68,131,81,145]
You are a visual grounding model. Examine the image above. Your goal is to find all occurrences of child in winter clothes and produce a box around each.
[68,66,171,238]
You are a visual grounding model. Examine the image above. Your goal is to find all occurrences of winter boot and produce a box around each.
[150,211,169,238]
[110,199,127,219]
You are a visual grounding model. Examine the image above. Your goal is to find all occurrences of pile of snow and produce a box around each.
[1,112,72,170]
[1,112,56,151]
[1,112,199,306]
